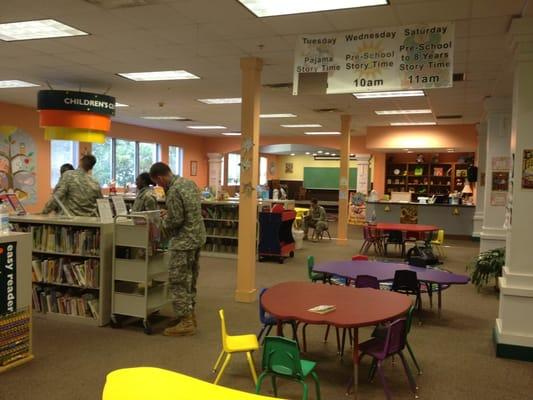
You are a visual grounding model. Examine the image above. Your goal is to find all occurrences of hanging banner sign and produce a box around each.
[38,90,116,116]
[293,21,454,95]
[0,242,17,315]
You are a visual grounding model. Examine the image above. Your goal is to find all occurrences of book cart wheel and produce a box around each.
[143,320,152,335]
[110,315,122,329]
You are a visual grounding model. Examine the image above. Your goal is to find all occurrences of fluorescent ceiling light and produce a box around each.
[198,98,241,104]
[141,116,187,120]
[0,80,39,88]
[115,102,129,107]
[281,124,322,128]
[0,19,88,41]
[260,113,297,118]
[317,151,323,154]
[118,70,200,81]
[325,152,331,155]
[305,152,311,155]
[390,122,436,126]
[221,132,241,136]
[290,153,295,156]
[375,109,432,115]
[354,90,425,99]
[312,153,317,156]
[238,0,388,17]
[304,131,341,135]
[187,125,227,129]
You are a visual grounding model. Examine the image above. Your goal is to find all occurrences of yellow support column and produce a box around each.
[337,114,352,244]
[235,57,262,303]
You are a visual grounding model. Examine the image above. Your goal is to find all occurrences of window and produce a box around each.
[259,156,268,185]
[220,156,225,186]
[92,138,161,187]
[169,146,184,176]
[92,138,113,186]
[227,153,240,186]
[50,140,79,187]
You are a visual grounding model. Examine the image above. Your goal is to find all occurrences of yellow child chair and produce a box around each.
[102,367,283,400]
[213,309,259,385]
[431,229,446,258]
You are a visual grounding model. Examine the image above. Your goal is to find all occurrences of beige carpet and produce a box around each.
[2,226,532,400]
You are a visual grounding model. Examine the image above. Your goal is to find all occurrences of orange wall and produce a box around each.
[0,101,207,213]
[366,124,478,151]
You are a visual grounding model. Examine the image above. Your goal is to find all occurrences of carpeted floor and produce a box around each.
[2,226,532,400]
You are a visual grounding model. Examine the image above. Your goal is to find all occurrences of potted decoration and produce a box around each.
[467,248,505,290]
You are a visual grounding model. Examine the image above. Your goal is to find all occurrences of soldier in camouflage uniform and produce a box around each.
[303,199,328,240]
[42,155,102,216]
[149,162,206,336]
[131,173,158,212]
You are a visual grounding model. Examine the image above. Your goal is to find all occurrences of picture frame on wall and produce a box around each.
[285,162,293,174]
[522,149,533,189]
[190,160,198,176]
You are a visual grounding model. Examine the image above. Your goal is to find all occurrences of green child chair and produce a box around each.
[256,336,321,400]
[307,255,328,283]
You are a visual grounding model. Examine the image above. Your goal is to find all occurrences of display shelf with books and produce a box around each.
[10,215,114,327]
[201,201,240,259]
[0,232,34,373]
[111,213,169,334]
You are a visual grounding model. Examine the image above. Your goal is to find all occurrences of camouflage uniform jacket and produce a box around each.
[310,205,327,222]
[131,187,158,212]
[164,175,206,251]
[43,168,102,216]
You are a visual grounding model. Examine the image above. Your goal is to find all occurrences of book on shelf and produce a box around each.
[31,225,100,256]
[0,309,31,366]
[31,286,99,319]
[308,305,336,314]
[433,167,444,176]
[31,258,99,288]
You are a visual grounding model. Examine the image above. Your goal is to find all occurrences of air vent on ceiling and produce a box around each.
[436,115,463,119]
[263,82,293,90]
[85,0,153,9]
[453,73,466,82]
[313,108,341,113]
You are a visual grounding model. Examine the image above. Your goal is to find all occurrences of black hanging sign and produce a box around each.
[37,90,116,116]
[0,242,17,315]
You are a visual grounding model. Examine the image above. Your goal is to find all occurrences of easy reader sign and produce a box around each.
[293,22,454,95]
[0,242,16,315]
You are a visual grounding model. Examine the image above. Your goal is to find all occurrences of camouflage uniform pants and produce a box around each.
[168,248,200,319]
[303,217,328,236]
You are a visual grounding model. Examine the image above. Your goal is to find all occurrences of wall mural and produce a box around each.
[0,126,37,204]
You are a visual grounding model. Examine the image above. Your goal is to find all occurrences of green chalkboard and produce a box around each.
[303,167,357,190]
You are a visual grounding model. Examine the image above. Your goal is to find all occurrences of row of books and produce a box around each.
[0,310,30,366]
[32,258,99,288]
[32,286,99,320]
[32,225,100,256]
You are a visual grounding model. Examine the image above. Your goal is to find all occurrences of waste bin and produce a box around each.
[292,229,304,250]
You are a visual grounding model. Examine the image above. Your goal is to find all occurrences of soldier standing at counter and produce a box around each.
[149,162,206,336]
[131,172,158,212]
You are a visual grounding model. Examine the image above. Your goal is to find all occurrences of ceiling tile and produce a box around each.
[471,0,526,18]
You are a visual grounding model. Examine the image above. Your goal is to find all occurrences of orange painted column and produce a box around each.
[337,114,352,244]
[235,57,262,303]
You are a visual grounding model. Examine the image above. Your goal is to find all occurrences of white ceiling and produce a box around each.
[0,0,529,137]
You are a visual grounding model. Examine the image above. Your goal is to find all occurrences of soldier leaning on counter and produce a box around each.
[42,154,102,217]
[149,162,206,336]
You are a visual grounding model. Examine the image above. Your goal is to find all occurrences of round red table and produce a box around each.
[376,222,438,234]
[261,281,412,399]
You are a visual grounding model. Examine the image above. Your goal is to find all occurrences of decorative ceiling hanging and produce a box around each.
[37,90,116,143]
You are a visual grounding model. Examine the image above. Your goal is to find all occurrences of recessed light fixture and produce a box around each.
[142,116,187,120]
[238,0,388,17]
[115,102,129,107]
[312,153,318,156]
[0,80,39,88]
[0,19,88,41]
[197,98,241,104]
[354,90,425,99]
[187,125,227,129]
[118,70,200,81]
[221,132,242,136]
[317,151,323,154]
[407,150,414,153]
[290,153,295,156]
[304,131,341,135]
[260,113,297,118]
[375,109,432,115]
[350,153,355,157]
[281,124,322,128]
[325,152,330,155]
[390,122,436,126]
[305,152,311,155]
[332,153,337,156]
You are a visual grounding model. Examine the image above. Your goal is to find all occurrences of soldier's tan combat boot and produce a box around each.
[163,314,195,336]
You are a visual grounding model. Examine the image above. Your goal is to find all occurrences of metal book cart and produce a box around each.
[110,212,169,334]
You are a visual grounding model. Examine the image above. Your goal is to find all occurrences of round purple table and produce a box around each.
[314,260,470,313]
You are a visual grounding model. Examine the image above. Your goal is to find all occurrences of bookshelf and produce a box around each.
[201,201,240,259]
[10,215,113,327]
[0,232,33,373]
[384,153,474,199]
[111,213,169,334]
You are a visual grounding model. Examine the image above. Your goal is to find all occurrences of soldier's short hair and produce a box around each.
[137,172,154,187]
[150,162,172,178]
[81,154,97,170]
[60,163,74,175]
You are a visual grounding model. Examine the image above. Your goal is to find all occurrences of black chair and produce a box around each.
[392,270,422,312]
[384,230,407,257]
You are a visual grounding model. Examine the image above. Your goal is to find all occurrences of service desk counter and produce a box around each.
[366,201,475,238]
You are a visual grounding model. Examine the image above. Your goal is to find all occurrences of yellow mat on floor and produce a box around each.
[102,367,283,400]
